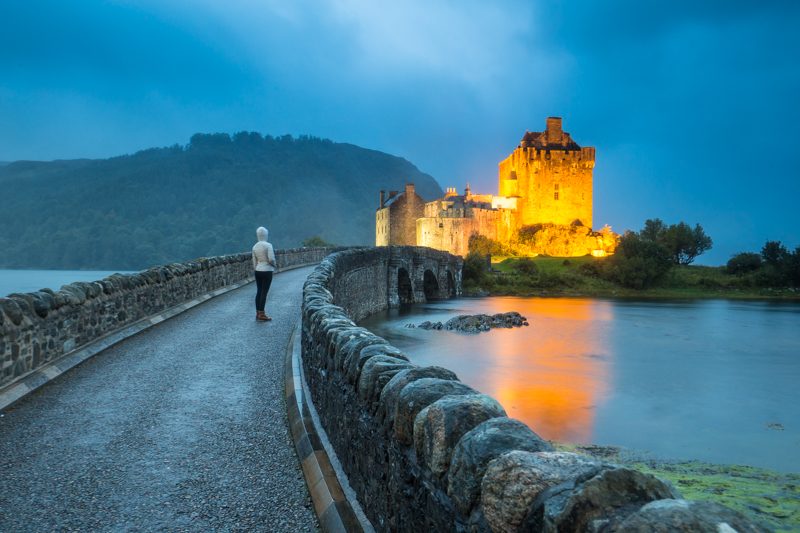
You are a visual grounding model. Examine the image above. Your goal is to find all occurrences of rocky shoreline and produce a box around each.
[406,312,529,333]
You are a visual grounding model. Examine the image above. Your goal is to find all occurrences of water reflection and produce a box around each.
[363,297,614,443]
[482,298,613,443]
[361,297,800,472]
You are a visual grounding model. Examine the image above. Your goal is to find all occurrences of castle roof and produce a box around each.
[520,117,581,151]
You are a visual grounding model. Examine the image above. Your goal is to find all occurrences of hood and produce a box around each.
[256,227,268,242]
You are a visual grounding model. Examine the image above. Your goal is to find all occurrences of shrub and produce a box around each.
[578,261,604,277]
[463,252,490,285]
[468,234,509,256]
[511,258,539,276]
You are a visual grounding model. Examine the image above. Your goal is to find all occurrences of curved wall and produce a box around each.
[0,248,330,390]
[301,247,762,532]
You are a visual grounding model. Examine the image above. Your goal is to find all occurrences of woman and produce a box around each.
[252,226,276,321]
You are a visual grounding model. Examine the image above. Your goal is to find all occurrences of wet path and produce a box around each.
[0,267,319,532]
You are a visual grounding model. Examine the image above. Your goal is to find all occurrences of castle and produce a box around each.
[376,117,615,257]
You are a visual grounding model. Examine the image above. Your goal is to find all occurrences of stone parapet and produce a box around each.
[0,248,332,391]
[301,247,766,532]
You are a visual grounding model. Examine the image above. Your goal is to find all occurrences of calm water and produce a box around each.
[361,297,800,472]
[0,269,135,297]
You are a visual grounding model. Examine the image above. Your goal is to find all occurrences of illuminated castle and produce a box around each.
[377,117,614,257]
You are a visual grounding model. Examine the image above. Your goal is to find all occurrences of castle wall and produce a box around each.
[498,146,594,228]
[417,207,506,257]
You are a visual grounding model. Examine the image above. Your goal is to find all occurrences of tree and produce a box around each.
[640,218,667,242]
[301,236,335,247]
[662,222,712,265]
[761,241,789,267]
[726,253,762,275]
[640,219,712,265]
[607,231,672,289]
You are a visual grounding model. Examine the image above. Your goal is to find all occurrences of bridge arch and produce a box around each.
[423,269,440,300]
[397,267,413,305]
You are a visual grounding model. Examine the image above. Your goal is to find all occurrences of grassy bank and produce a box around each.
[463,255,800,300]
[557,443,800,532]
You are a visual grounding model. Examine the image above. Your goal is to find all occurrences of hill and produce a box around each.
[0,133,442,270]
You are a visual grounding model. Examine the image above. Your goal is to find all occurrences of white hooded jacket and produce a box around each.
[252,227,276,272]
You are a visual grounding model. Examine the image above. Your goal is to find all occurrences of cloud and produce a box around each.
[1,0,798,262]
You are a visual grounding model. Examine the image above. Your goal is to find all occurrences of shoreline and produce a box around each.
[559,442,799,531]
[463,286,800,301]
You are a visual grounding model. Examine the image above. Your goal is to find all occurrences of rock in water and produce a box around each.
[407,312,529,333]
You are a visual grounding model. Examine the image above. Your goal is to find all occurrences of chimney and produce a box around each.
[546,117,563,143]
[405,183,415,196]
[379,190,386,208]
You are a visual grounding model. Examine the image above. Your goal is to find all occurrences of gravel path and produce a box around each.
[0,267,319,532]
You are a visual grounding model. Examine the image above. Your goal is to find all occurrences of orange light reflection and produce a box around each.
[476,298,612,443]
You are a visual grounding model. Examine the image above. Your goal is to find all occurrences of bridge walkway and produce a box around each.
[0,266,319,532]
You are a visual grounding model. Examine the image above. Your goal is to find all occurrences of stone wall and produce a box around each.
[0,248,331,390]
[301,247,765,532]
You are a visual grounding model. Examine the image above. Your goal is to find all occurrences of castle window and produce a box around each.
[554,183,560,201]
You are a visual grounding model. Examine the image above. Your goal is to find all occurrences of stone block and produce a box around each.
[357,355,414,407]
[344,342,406,383]
[393,378,476,446]
[413,394,506,479]
[448,417,553,516]
[480,451,606,533]
[524,466,680,532]
[378,366,458,425]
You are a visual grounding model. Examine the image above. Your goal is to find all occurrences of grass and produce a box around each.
[556,443,800,532]
[465,255,800,300]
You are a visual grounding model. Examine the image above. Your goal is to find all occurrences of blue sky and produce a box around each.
[1,0,798,263]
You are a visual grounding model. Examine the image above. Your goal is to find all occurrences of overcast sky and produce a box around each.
[1,0,798,263]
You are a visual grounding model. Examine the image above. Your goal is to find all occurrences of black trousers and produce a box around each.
[254,271,273,312]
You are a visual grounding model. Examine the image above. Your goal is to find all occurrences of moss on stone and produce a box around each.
[554,442,800,532]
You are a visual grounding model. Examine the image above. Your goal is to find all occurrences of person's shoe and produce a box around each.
[256,311,268,322]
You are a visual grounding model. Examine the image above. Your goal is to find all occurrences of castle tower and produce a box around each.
[376,183,426,246]
[498,117,595,228]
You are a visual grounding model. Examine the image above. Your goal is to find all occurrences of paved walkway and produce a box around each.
[0,267,319,532]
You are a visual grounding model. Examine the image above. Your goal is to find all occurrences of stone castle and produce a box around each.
[376,117,615,257]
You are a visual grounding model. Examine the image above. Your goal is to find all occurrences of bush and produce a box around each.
[468,234,509,256]
[726,252,762,275]
[578,261,604,278]
[463,252,490,285]
[511,258,538,276]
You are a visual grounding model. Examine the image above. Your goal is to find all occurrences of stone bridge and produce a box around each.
[0,247,762,532]
[386,248,461,308]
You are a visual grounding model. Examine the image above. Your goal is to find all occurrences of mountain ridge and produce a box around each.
[0,132,443,269]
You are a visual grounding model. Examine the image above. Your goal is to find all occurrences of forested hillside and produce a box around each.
[0,133,442,269]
